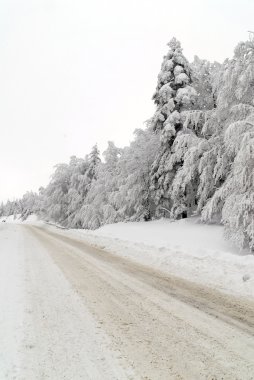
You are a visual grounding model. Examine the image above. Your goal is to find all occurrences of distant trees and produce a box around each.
[2,36,254,250]
[76,141,121,229]
[0,192,39,220]
[39,145,101,227]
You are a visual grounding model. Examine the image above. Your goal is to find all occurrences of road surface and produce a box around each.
[1,223,254,379]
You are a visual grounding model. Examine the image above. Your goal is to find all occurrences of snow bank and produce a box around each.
[0,214,21,223]
[23,214,40,223]
[63,218,254,300]
[0,214,40,224]
[3,215,254,299]
[91,217,241,255]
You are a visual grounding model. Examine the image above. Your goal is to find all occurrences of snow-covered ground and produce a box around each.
[0,221,134,379]
[62,217,254,300]
[0,223,26,379]
[1,216,254,378]
[1,214,254,299]
[0,214,39,224]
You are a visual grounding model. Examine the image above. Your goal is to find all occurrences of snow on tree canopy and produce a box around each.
[150,37,197,217]
[4,35,254,251]
[151,37,196,132]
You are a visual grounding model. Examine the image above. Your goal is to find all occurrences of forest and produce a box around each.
[1,36,254,250]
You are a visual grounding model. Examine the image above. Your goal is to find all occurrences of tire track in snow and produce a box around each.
[24,224,254,380]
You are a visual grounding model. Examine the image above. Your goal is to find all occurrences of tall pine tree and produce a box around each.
[150,37,197,217]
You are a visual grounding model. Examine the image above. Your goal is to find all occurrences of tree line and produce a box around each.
[1,36,254,250]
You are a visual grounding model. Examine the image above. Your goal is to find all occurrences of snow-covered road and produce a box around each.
[1,223,254,379]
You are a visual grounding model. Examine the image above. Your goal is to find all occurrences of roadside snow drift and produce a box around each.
[63,217,254,299]
[2,215,254,299]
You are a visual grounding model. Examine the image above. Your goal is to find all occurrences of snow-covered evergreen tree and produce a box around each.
[201,38,254,249]
[85,144,101,182]
[0,203,4,217]
[116,128,159,221]
[42,163,72,224]
[150,37,197,217]
[191,56,220,110]
[77,142,121,229]
[2,35,254,251]
[221,114,254,249]
[67,156,89,227]
[19,192,39,220]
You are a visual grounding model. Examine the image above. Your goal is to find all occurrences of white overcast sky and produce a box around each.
[0,0,253,201]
